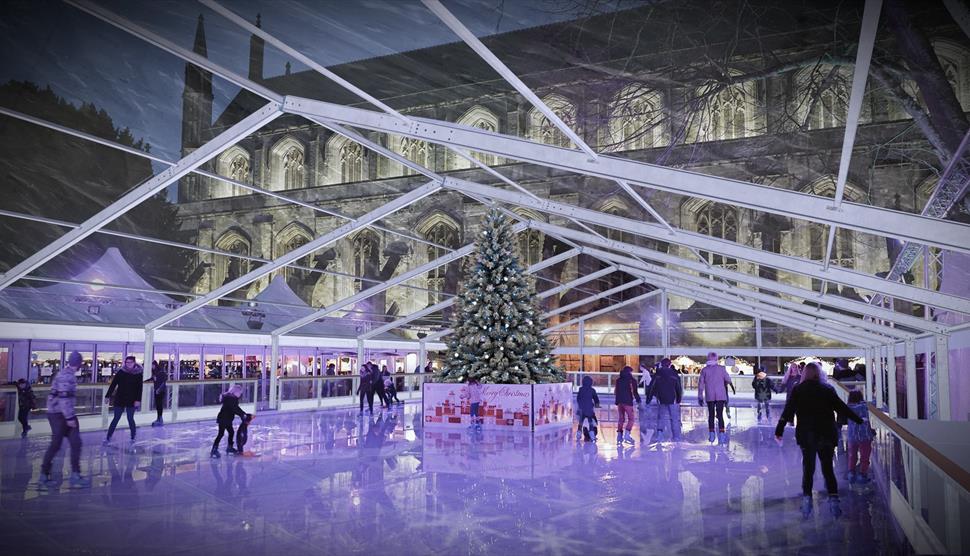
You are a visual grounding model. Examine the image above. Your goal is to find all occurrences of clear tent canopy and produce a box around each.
[0,0,968,370]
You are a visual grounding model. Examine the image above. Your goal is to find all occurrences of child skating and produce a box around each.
[211,384,250,458]
[461,378,484,431]
[576,375,600,442]
[845,390,874,485]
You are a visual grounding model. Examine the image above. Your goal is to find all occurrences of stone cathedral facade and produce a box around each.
[174,4,970,347]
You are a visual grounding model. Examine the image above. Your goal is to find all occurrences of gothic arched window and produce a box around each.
[696,203,739,271]
[215,146,251,197]
[215,232,251,287]
[527,95,576,148]
[609,87,666,151]
[399,137,431,175]
[277,224,315,293]
[450,106,500,169]
[691,79,761,142]
[339,142,364,183]
[270,137,305,191]
[282,147,304,189]
[791,65,858,130]
[518,229,544,268]
[352,231,380,292]
[421,218,459,305]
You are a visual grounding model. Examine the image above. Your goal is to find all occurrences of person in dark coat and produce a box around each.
[775,362,862,518]
[16,379,37,437]
[645,358,683,441]
[752,368,773,421]
[358,363,375,414]
[614,366,641,445]
[145,361,168,426]
[103,356,144,449]
[576,375,600,442]
[212,384,249,458]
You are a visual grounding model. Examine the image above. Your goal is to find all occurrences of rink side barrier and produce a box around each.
[831,380,970,555]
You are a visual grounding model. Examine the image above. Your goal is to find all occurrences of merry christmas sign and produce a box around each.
[422,382,572,431]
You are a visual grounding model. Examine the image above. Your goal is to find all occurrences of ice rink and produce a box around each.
[0,402,909,555]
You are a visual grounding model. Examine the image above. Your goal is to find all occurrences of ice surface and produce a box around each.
[0,403,909,555]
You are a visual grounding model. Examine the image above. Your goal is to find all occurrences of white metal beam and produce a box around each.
[663,284,868,347]
[545,289,662,333]
[824,0,883,269]
[0,106,445,252]
[358,247,583,340]
[532,221,950,332]
[446,178,970,314]
[274,221,538,336]
[583,244,936,334]
[545,279,645,318]
[598,254,912,340]
[147,181,441,330]
[638,271,885,346]
[0,102,281,292]
[281,95,970,254]
[421,0,597,160]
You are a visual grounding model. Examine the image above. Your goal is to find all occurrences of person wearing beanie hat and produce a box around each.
[40,350,91,489]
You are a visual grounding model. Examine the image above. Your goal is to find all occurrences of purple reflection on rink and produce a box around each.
[0,402,909,555]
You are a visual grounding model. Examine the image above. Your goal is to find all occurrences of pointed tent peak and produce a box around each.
[253,275,308,307]
[193,14,207,57]
[39,247,171,303]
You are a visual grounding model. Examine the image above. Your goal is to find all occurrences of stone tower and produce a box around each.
[179,14,213,202]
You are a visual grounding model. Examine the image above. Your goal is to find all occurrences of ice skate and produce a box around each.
[590,428,597,443]
[210,448,221,459]
[623,432,635,445]
[576,428,583,441]
[800,495,813,517]
[708,431,716,443]
[69,472,91,489]
[829,496,842,518]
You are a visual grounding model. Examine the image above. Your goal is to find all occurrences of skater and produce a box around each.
[103,356,144,450]
[576,375,600,441]
[698,352,732,443]
[779,362,801,396]
[371,362,389,409]
[40,351,91,488]
[845,390,874,484]
[16,378,37,438]
[614,366,640,445]
[145,361,167,426]
[645,358,682,441]
[357,363,375,414]
[323,362,336,397]
[775,362,862,518]
[462,377,484,430]
[752,367,773,422]
[383,367,401,404]
[212,384,249,458]
[639,364,653,402]
[235,413,254,455]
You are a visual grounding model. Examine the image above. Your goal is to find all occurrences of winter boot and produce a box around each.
[38,473,55,490]
[69,472,91,489]
[829,495,843,518]
[709,430,716,443]
[623,432,635,445]
[800,495,813,517]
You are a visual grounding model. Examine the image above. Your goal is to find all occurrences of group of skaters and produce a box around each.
[357,361,404,414]
[576,351,876,518]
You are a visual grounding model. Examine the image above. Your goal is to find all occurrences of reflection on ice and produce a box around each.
[0,403,909,555]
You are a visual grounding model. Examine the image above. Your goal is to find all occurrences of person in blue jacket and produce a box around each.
[576,375,600,442]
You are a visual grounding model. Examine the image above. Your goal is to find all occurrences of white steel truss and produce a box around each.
[146,182,441,330]
[358,248,586,340]
[281,96,970,255]
[0,102,281,291]
[545,290,663,333]
[443,178,970,314]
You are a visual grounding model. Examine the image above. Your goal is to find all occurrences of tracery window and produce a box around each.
[692,79,760,142]
[282,147,304,189]
[352,231,380,292]
[610,88,666,150]
[527,95,576,148]
[339,142,364,183]
[451,107,500,168]
[424,220,459,305]
[696,204,739,271]
[399,137,432,175]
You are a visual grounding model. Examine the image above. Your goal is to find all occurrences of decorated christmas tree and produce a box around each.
[437,209,564,384]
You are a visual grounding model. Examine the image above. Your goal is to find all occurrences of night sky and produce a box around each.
[0,0,635,181]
